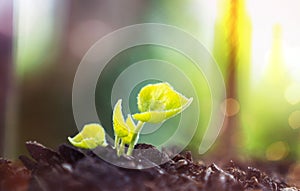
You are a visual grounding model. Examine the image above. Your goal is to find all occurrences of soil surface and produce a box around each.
[0,141,299,191]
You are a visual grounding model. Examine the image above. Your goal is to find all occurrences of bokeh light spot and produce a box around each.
[285,83,300,105]
[265,141,289,161]
[221,98,240,117]
[288,110,300,129]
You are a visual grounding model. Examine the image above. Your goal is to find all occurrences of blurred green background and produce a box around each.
[0,0,300,163]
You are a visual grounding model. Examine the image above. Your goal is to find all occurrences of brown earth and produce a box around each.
[0,141,299,191]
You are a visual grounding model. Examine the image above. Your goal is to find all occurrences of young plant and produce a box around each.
[68,123,107,149]
[112,99,135,156]
[69,82,193,156]
[113,99,144,155]
[114,82,193,155]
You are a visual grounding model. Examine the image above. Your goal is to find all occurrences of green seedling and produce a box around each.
[113,99,141,155]
[112,99,129,152]
[113,99,144,155]
[69,82,193,156]
[68,123,107,149]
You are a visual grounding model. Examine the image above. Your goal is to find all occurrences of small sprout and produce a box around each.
[68,82,192,156]
[113,99,129,153]
[68,123,107,149]
[122,115,144,155]
[112,82,192,156]
[132,82,193,123]
[122,115,139,145]
[112,100,144,155]
[113,100,130,138]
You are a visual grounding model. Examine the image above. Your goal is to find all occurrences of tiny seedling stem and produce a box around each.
[118,140,125,156]
[114,136,120,149]
[126,121,144,155]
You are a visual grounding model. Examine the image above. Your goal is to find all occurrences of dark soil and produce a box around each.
[0,141,299,191]
[0,158,30,191]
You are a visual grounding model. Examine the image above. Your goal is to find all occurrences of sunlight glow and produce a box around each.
[247,0,300,85]
[283,45,300,82]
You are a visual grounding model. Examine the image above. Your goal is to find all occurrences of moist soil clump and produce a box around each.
[1,141,299,191]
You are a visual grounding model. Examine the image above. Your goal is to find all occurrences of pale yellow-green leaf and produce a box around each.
[133,82,193,123]
[113,99,129,137]
[126,114,136,132]
[68,123,107,149]
[122,115,138,145]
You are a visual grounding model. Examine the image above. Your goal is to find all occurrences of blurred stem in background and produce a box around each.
[10,0,67,157]
[3,0,57,158]
[0,0,13,156]
[0,36,12,156]
[212,0,251,158]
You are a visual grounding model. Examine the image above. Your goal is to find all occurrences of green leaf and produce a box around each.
[113,99,129,137]
[68,123,107,149]
[122,115,138,145]
[132,82,193,123]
